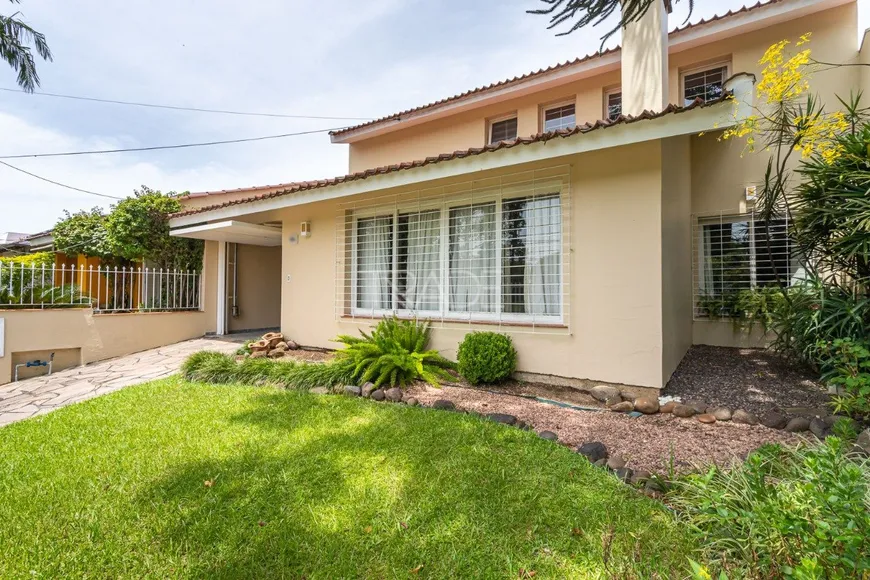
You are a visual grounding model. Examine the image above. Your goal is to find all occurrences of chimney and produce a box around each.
[620,0,671,116]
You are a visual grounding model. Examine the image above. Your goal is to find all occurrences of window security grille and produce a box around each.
[606,92,622,120]
[683,65,728,105]
[692,211,801,319]
[335,167,572,333]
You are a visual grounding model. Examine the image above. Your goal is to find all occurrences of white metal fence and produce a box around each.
[0,262,202,312]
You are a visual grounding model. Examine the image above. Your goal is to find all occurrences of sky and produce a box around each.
[1,0,868,234]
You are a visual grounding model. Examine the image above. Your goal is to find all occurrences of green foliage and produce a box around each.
[669,438,870,579]
[52,208,114,259]
[235,341,254,356]
[457,331,517,385]
[697,287,787,331]
[0,1,52,92]
[819,338,870,417]
[180,351,238,384]
[52,188,203,270]
[106,186,203,270]
[333,317,456,388]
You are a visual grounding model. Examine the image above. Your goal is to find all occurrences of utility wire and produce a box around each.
[0,127,344,159]
[0,160,122,199]
[0,87,374,121]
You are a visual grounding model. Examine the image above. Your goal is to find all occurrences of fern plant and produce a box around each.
[334,317,456,388]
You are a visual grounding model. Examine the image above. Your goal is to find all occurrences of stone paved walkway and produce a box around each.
[0,336,243,427]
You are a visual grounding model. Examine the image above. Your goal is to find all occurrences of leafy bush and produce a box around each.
[333,317,456,388]
[818,338,870,417]
[457,332,517,384]
[669,438,870,579]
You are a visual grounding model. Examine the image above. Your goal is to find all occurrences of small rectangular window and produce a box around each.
[605,90,622,121]
[489,117,518,144]
[542,103,576,132]
[683,65,728,105]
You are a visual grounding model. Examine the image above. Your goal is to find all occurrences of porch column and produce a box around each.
[216,241,227,335]
[621,0,670,116]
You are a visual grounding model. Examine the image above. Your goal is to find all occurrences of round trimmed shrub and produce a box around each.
[457,332,517,384]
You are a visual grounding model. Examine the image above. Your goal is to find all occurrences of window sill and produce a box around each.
[340,314,567,330]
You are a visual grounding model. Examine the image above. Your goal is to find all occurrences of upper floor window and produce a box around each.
[542,102,576,132]
[682,64,729,105]
[604,89,622,121]
[489,116,518,144]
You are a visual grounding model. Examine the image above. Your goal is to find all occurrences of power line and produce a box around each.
[0,160,122,199]
[0,87,374,121]
[0,127,344,159]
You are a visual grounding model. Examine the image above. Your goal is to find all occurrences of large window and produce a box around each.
[542,103,576,132]
[683,64,729,105]
[695,213,800,318]
[352,193,563,323]
[489,116,518,144]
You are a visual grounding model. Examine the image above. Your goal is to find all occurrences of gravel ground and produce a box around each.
[276,349,334,363]
[664,346,830,416]
[405,383,797,474]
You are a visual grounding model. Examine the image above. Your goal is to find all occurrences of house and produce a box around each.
[169,0,868,392]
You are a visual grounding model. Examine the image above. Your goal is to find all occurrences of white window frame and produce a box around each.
[349,184,565,325]
[603,87,622,120]
[680,61,731,106]
[540,100,576,133]
[488,113,518,145]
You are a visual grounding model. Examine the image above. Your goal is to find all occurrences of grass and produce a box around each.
[0,378,693,578]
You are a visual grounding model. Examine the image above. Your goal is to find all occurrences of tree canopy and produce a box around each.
[0,0,51,91]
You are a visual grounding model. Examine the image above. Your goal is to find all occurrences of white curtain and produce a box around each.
[523,197,561,316]
[403,210,441,311]
[449,203,496,313]
[357,216,392,310]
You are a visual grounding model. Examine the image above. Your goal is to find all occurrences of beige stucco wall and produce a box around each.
[660,135,693,384]
[279,142,677,389]
[0,240,220,385]
[227,243,281,332]
[348,3,858,175]
[860,28,870,97]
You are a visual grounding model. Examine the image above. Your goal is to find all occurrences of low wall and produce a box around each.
[692,320,771,349]
[0,308,213,385]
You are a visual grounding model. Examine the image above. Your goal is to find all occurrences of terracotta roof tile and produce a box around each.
[173,93,733,219]
[329,0,782,139]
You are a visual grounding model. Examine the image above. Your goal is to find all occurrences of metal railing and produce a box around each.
[0,262,202,313]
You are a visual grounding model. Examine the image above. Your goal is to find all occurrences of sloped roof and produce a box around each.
[328,0,784,139]
[172,93,731,219]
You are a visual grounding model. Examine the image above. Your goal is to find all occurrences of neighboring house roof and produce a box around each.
[172,93,732,219]
[328,0,786,141]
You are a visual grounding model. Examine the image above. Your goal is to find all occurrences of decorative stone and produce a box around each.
[590,385,621,403]
[630,470,651,485]
[285,340,299,350]
[628,411,644,418]
[809,417,829,438]
[432,399,455,411]
[614,468,633,483]
[267,349,285,358]
[262,332,284,347]
[343,385,361,397]
[609,401,634,413]
[309,386,329,395]
[760,410,788,430]
[488,413,517,426]
[273,341,288,350]
[685,400,708,415]
[634,397,660,414]
[697,413,717,424]
[732,409,759,425]
[384,388,403,402]
[538,431,559,442]
[593,458,607,468]
[361,383,377,398]
[645,478,668,493]
[606,454,626,470]
[604,396,622,407]
[249,350,268,359]
[660,401,677,414]
[856,429,870,455]
[785,417,811,433]
[405,397,419,407]
[577,441,608,463]
[710,407,732,422]
[673,404,696,418]
[371,389,386,402]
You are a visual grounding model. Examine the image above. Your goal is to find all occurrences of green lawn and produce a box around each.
[0,379,693,578]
